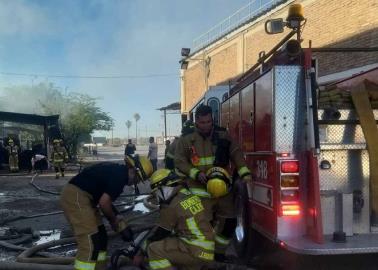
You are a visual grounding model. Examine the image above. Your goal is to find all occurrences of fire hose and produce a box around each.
[0,210,159,269]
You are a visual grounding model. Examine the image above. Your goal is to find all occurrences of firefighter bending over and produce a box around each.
[60,155,153,270]
[175,104,252,262]
[51,139,68,179]
[6,139,19,172]
[132,169,215,270]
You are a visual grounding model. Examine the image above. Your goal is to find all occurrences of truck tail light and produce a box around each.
[281,175,299,188]
[281,190,299,202]
[281,204,301,216]
[279,159,300,217]
[281,160,299,173]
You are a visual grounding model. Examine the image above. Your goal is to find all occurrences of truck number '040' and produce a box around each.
[256,160,268,180]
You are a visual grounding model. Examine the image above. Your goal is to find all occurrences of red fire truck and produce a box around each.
[187,4,378,265]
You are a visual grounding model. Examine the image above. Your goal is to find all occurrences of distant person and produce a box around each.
[31,153,48,173]
[125,139,136,156]
[6,139,19,172]
[92,143,98,156]
[164,139,170,166]
[0,141,5,170]
[51,139,69,179]
[148,136,158,171]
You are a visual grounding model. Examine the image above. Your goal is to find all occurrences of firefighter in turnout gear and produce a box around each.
[6,139,19,172]
[60,158,153,270]
[165,120,195,170]
[51,139,68,179]
[175,105,251,261]
[139,168,215,270]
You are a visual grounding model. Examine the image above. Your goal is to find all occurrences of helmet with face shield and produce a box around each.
[150,169,182,203]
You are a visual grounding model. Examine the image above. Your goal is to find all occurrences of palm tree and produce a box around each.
[133,113,140,144]
[125,120,132,139]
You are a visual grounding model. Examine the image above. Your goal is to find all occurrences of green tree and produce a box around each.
[125,120,132,139]
[42,93,113,157]
[0,83,113,158]
[133,113,140,144]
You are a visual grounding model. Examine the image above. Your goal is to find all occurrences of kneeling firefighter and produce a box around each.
[133,169,215,270]
[174,105,252,261]
[60,155,153,270]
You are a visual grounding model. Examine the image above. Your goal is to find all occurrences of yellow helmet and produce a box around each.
[206,167,231,198]
[150,169,182,191]
[125,155,153,181]
[53,139,60,144]
[8,139,14,145]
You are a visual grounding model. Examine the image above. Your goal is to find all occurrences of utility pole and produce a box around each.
[164,109,167,140]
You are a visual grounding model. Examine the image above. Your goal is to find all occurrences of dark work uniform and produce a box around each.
[125,143,136,156]
[60,163,128,270]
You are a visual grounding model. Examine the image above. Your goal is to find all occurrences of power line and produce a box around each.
[0,71,179,79]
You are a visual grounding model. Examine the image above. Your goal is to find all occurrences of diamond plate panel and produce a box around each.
[319,124,369,146]
[318,109,378,120]
[273,66,305,152]
[319,150,370,234]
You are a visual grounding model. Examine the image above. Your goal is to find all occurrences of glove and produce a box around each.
[120,226,134,242]
[242,174,252,183]
[196,172,208,185]
[111,216,127,232]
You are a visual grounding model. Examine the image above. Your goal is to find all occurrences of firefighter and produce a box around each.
[60,156,153,270]
[136,168,215,270]
[165,120,195,170]
[51,139,68,179]
[6,139,19,172]
[174,105,252,261]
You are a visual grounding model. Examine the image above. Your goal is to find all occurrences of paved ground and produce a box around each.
[2,145,377,269]
[0,145,254,269]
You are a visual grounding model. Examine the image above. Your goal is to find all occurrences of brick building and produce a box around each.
[180,0,378,116]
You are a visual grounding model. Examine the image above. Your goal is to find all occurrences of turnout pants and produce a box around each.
[9,154,19,172]
[188,182,236,255]
[54,161,65,177]
[148,237,209,270]
[60,184,107,270]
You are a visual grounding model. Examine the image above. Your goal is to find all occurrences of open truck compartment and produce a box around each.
[280,67,378,254]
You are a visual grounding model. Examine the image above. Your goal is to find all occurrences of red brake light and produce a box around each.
[281,204,300,216]
[281,161,299,173]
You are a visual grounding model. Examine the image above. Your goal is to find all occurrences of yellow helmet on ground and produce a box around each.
[125,155,153,181]
[206,167,232,198]
[150,169,182,191]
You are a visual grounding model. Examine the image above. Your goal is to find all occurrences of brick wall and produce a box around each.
[181,0,378,113]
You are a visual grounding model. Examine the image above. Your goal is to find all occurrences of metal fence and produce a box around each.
[192,0,289,52]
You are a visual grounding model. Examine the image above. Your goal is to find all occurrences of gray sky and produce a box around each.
[0,0,250,138]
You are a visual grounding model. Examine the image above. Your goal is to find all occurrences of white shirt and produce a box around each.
[31,154,46,166]
[148,143,158,160]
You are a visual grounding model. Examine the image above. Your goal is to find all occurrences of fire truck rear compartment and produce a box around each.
[281,71,378,255]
